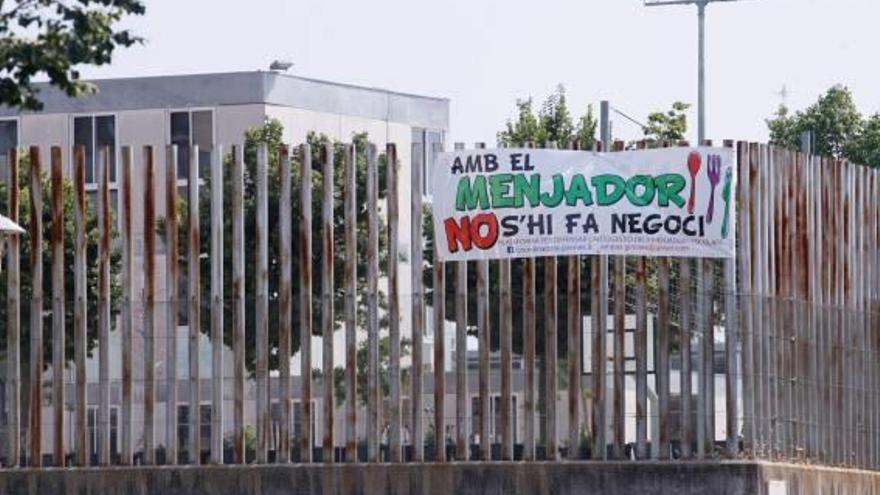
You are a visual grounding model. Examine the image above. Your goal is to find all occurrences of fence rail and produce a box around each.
[0,139,878,469]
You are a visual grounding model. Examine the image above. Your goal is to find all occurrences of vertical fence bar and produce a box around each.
[411,141,424,463]
[725,141,739,458]
[387,143,401,463]
[50,147,65,466]
[231,145,246,464]
[523,257,536,461]
[299,143,313,464]
[500,258,513,460]
[72,147,86,467]
[255,144,269,464]
[366,143,379,463]
[6,148,20,468]
[612,256,625,459]
[344,144,357,463]
[165,145,179,465]
[680,258,693,459]
[478,257,490,461]
[567,255,581,460]
[544,256,558,461]
[738,142,754,456]
[97,146,111,466]
[120,146,133,465]
[453,142,469,462]
[277,145,291,464]
[143,146,157,465]
[320,144,335,463]
[591,254,607,461]
[635,256,647,460]
[27,146,43,467]
[211,145,226,464]
[657,258,670,459]
[187,145,201,464]
[433,234,446,462]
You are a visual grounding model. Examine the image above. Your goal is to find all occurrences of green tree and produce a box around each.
[767,85,880,168]
[644,101,690,142]
[182,119,390,372]
[575,104,598,150]
[0,0,145,110]
[497,85,596,148]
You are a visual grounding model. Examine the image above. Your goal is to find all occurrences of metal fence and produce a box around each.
[0,138,878,470]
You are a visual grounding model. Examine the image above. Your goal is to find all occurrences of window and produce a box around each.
[0,119,15,184]
[87,406,119,458]
[177,403,212,455]
[74,115,116,184]
[170,110,213,180]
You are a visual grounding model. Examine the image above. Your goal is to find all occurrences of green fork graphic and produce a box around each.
[721,167,733,239]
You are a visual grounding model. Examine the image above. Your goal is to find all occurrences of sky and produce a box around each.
[81,0,880,146]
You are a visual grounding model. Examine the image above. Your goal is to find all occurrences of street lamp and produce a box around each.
[644,0,743,144]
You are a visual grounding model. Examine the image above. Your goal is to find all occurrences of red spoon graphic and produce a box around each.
[687,151,701,214]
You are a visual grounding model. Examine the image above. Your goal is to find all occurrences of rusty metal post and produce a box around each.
[343,144,357,463]
[523,258,537,461]
[278,145,292,464]
[410,141,424,463]
[451,143,469,462]
[591,254,608,461]
[72,148,86,467]
[500,258,513,460]
[680,258,693,459]
[27,146,44,468]
[210,145,225,464]
[255,144,269,464]
[6,149,20,468]
[365,143,379,463]
[386,143,401,463]
[635,257,648,460]
[299,143,314,463]
[187,144,202,464]
[724,141,739,458]
[612,257,625,459]
[567,256,581,460]
[477,258,491,461]
[657,258,670,460]
[433,251,446,462]
[50,147,65,466]
[97,146,111,466]
[738,142,754,457]
[320,144,335,463]
[165,145,180,465]
[120,146,134,465]
[143,146,157,465]
[541,256,557,461]
[232,145,246,464]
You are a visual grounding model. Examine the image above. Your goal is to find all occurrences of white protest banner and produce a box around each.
[431,147,736,261]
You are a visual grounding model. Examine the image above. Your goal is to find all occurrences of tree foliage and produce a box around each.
[0,0,145,110]
[497,85,597,149]
[183,119,390,373]
[767,85,880,168]
[0,155,121,369]
[644,101,690,143]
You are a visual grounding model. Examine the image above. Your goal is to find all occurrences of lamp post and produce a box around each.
[644,0,742,144]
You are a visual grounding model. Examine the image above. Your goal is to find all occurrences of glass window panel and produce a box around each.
[200,404,212,452]
[74,117,94,183]
[170,112,190,179]
[192,111,213,180]
[0,120,17,185]
[95,116,116,183]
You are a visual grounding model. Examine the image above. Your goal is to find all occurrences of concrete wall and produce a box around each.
[3,461,879,495]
